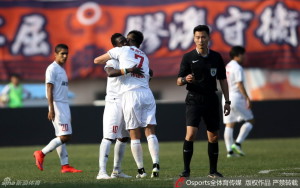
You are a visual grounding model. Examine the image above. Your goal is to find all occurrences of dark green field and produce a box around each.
[0,138,299,188]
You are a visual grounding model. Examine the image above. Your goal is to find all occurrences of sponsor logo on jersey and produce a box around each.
[192,60,199,63]
[62,81,68,86]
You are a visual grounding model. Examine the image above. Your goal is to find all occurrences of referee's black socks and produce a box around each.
[208,142,219,174]
[183,140,193,172]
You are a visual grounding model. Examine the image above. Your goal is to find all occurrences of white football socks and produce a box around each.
[236,122,253,144]
[131,139,144,169]
[99,138,112,173]
[113,139,127,172]
[224,127,234,152]
[42,137,62,155]
[56,143,69,165]
[147,134,159,164]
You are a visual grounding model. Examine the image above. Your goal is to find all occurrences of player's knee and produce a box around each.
[225,123,235,128]
[208,135,218,143]
[129,129,141,140]
[118,137,129,142]
[145,124,156,134]
[207,130,218,143]
[60,135,71,143]
[185,134,196,141]
[247,119,255,125]
[104,138,114,142]
[185,126,198,141]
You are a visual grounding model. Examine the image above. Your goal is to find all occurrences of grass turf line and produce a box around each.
[0,138,299,188]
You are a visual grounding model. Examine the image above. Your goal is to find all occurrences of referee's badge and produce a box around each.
[210,68,217,76]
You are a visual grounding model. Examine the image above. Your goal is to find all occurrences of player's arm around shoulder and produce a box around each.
[94,53,111,65]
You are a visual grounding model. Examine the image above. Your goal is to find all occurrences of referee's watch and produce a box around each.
[181,77,187,84]
[225,100,231,105]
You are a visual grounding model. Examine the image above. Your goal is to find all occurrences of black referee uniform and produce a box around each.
[178,48,227,177]
[178,49,226,130]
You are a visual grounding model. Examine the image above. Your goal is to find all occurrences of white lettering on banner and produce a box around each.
[125,12,169,54]
[169,7,206,50]
[11,14,50,56]
[216,6,253,46]
[256,3,299,47]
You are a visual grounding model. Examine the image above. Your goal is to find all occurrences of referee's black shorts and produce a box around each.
[185,91,220,132]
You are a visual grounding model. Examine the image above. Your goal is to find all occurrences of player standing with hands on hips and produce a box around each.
[223,46,254,158]
[177,25,230,178]
[33,44,82,173]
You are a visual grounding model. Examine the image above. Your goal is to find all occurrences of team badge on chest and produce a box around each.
[210,68,217,76]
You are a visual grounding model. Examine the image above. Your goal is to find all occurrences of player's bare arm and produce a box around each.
[94,53,111,64]
[47,83,55,121]
[105,65,144,77]
[237,81,252,109]
[177,74,194,86]
[219,79,231,116]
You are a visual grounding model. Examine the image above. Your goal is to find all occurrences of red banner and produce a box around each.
[0,0,299,81]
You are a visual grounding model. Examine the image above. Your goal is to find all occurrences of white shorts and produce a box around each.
[52,102,72,136]
[103,99,129,139]
[122,88,157,130]
[222,94,254,124]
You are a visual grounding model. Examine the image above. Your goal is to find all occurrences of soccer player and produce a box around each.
[33,44,82,173]
[94,30,160,178]
[177,25,231,178]
[0,74,31,108]
[223,46,254,157]
[97,33,133,179]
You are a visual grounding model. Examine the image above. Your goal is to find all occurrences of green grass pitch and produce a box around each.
[0,138,299,188]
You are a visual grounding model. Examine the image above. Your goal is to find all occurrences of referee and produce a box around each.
[177,25,231,178]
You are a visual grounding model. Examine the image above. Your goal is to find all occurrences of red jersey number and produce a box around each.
[112,126,118,134]
[60,124,68,131]
[132,54,145,78]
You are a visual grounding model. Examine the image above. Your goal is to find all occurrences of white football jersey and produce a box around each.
[105,59,122,101]
[226,60,244,94]
[108,46,150,93]
[45,62,69,103]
